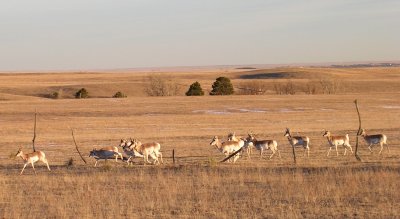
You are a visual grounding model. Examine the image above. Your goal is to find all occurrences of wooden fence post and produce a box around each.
[354,100,362,162]
[32,110,37,152]
[71,128,87,164]
[220,147,243,163]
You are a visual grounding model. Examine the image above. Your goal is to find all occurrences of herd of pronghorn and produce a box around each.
[14,128,388,175]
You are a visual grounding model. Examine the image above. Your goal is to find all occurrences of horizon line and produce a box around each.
[1,60,399,73]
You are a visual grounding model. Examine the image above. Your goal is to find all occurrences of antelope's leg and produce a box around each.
[327,147,331,157]
[260,148,263,159]
[233,154,239,163]
[158,152,163,164]
[269,150,275,159]
[31,162,36,175]
[45,160,51,171]
[368,144,373,153]
[94,160,98,167]
[20,163,28,175]
[379,143,384,155]
[149,153,158,165]
[127,156,132,166]
[386,142,390,153]
[335,145,339,156]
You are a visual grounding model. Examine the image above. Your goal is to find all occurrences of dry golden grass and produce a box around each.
[0,67,399,218]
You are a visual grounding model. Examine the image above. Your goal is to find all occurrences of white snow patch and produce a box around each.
[279,108,297,113]
[237,108,266,113]
[382,105,400,109]
[320,108,335,111]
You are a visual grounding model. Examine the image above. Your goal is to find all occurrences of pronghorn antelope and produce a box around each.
[130,139,163,165]
[284,128,310,157]
[245,133,281,159]
[227,132,248,156]
[89,148,120,167]
[98,145,123,162]
[360,129,388,154]
[119,138,144,166]
[323,131,353,156]
[210,136,242,163]
[15,148,51,175]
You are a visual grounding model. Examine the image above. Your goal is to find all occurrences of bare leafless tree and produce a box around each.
[273,82,284,95]
[237,81,268,95]
[304,80,318,94]
[273,80,296,95]
[145,75,180,96]
[320,78,342,94]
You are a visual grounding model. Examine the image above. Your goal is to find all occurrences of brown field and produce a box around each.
[0,67,399,218]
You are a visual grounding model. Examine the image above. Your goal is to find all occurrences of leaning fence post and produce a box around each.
[172,149,175,164]
[220,147,243,163]
[354,100,362,162]
[71,128,87,164]
[32,109,37,152]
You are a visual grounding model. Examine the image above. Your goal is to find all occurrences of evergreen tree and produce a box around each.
[75,88,89,99]
[113,91,127,98]
[210,77,234,95]
[186,81,204,96]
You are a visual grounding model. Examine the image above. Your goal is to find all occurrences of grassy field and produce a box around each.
[0,67,399,218]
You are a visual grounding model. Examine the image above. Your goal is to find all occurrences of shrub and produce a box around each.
[185,81,204,96]
[48,89,63,99]
[52,91,60,99]
[319,78,342,94]
[145,75,180,96]
[75,88,89,99]
[304,81,318,95]
[284,80,296,95]
[273,80,296,95]
[113,91,127,98]
[65,158,74,167]
[209,77,234,95]
[237,81,267,95]
[207,157,218,167]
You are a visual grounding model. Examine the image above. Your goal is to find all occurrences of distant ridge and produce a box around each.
[1,60,399,73]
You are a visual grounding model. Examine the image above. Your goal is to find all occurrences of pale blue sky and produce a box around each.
[0,0,399,71]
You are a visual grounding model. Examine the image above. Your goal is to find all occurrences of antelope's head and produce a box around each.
[210,136,219,148]
[360,129,366,137]
[228,132,235,141]
[89,148,97,157]
[284,128,290,137]
[227,132,235,141]
[119,139,127,147]
[131,139,142,150]
[247,133,255,141]
[15,148,23,157]
[322,130,331,137]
